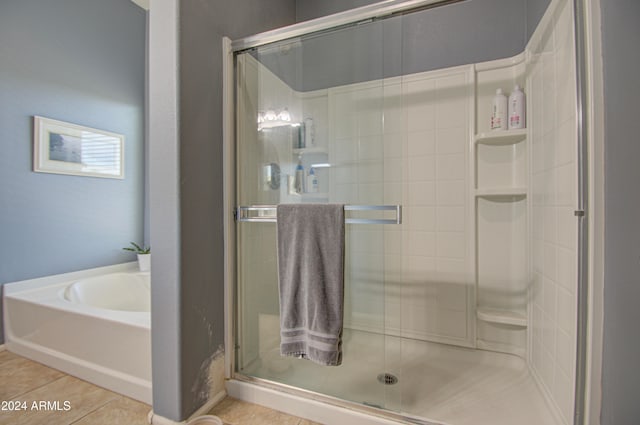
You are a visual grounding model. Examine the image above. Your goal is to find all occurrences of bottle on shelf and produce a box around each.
[306,167,319,193]
[490,88,508,131]
[508,84,526,129]
[297,123,306,149]
[304,117,315,147]
[294,155,305,194]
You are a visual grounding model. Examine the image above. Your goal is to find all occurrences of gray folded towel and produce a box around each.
[276,203,345,366]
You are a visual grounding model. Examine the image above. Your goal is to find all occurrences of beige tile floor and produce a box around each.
[0,350,317,425]
[208,397,323,425]
[0,350,149,425]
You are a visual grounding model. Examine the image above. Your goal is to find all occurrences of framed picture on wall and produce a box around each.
[33,116,124,179]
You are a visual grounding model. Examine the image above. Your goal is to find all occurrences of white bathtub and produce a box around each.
[2,263,151,404]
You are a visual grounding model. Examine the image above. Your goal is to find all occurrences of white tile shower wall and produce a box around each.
[330,83,387,331]
[527,0,578,423]
[399,68,473,346]
[328,68,473,346]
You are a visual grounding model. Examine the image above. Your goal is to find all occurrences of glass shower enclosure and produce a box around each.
[235,17,405,410]
[232,1,582,424]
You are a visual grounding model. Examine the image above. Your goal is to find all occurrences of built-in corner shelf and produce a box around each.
[475,187,527,199]
[477,307,527,327]
[475,129,527,146]
[292,192,329,200]
[293,146,327,155]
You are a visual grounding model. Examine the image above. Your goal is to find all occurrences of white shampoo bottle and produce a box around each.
[307,167,319,193]
[508,84,526,129]
[491,88,508,131]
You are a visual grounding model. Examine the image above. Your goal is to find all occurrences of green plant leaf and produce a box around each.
[123,242,150,254]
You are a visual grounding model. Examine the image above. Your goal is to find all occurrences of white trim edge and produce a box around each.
[584,0,604,423]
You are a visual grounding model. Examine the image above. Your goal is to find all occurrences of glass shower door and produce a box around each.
[235,18,403,411]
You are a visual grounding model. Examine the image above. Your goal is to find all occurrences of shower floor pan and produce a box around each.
[238,329,562,425]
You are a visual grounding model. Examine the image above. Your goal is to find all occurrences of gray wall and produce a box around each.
[178,0,296,418]
[0,0,146,344]
[150,0,296,420]
[262,0,551,92]
[149,0,181,418]
[526,0,551,40]
[600,0,640,423]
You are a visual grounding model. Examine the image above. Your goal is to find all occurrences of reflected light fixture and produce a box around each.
[258,107,297,131]
[278,108,291,122]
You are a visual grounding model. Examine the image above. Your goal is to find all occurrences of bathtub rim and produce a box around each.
[4,262,139,296]
[3,262,149,329]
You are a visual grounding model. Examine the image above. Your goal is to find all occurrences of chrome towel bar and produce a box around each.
[236,204,402,225]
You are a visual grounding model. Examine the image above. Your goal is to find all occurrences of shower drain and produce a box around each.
[377,372,399,385]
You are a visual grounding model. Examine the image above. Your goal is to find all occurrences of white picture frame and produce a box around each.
[33,116,124,179]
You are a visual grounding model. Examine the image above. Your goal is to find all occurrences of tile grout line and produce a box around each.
[67,395,124,424]
[7,374,68,401]
[2,354,150,423]
[7,371,121,424]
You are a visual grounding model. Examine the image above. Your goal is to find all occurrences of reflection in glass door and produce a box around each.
[234,17,402,411]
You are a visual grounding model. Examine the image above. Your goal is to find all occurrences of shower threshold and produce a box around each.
[227,375,434,425]
[232,329,563,425]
